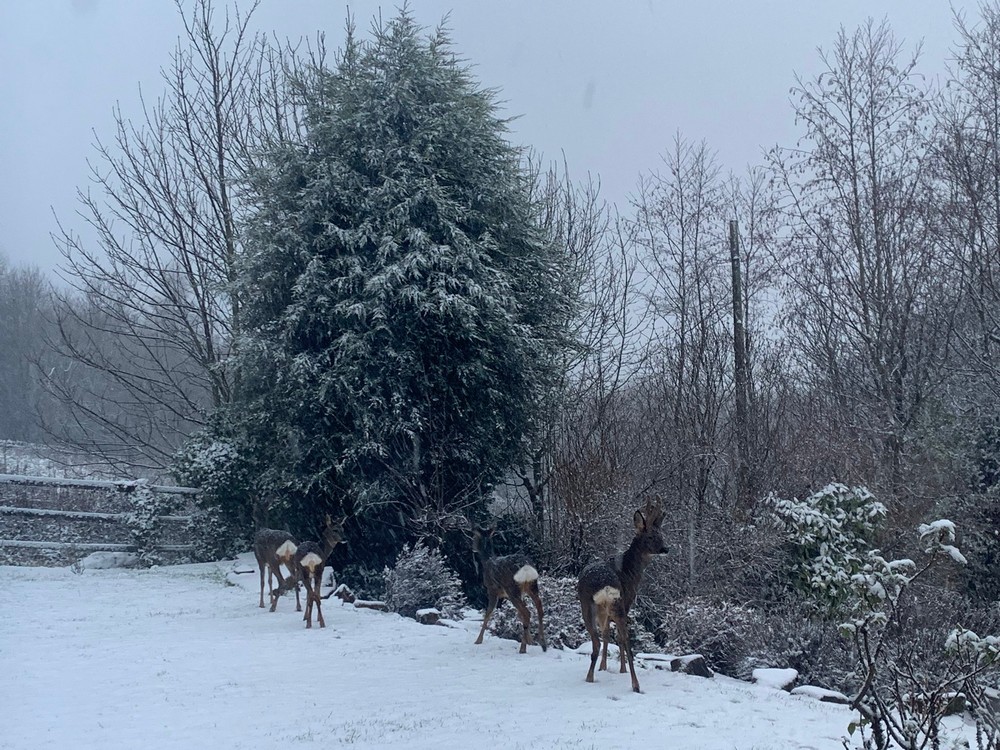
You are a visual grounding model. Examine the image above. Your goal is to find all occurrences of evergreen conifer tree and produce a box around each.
[185,12,572,558]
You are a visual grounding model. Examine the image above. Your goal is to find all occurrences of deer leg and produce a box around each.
[314,571,325,628]
[615,615,640,693]
[582,600,600,683]
[528,583,547,652]
[615,619,627,673]
[599,612,612,672]
[474,594,499,645]
[258,559,266,608]
[510,596,533,654]
[303,576,315,628]
[268,566,285,613]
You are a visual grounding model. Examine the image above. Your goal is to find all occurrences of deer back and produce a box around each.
[473,527,536,597]
[253,529,294,561]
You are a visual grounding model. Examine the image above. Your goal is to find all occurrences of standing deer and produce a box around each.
[274,514,346,629]
[577,499,667,693]
[472,526,547,653]
[253,529,301,612]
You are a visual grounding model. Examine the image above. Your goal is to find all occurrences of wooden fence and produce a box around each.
[0,473,199,566]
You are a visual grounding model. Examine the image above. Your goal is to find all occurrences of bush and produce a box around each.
[185,506,247,563]
[769,483,886,613]
[490,576,586,649]
[488,575,658,654]
[121,484,176,566]
[656,596,771,679]
[383,542,466,620]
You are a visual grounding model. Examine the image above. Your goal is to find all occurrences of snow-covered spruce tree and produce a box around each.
[383,541,466,620]
[220,13,572,557]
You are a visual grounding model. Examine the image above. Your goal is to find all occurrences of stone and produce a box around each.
[670,654,714,678]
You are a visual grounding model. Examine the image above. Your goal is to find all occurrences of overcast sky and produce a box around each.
[0,1,962,275]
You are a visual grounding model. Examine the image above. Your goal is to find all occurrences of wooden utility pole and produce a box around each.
[729,220,752,515]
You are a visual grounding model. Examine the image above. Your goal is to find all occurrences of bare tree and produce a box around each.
[630,135,733,590]
[507,158,651,571]
[935,2,1000,405]
[0,255,49,442]
[43,0,296,475]
[769,20,956,506]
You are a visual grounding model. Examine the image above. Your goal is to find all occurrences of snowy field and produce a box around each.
[0,556,978,750]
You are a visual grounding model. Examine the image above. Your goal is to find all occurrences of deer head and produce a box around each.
[632,498,667,557]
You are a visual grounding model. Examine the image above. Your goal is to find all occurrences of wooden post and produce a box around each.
[729,220,752,515]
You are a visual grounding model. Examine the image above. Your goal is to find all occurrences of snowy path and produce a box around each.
[1,559,859,749]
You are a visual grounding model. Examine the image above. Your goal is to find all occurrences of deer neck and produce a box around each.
[616,539,652,609]
[320,535,339,560]
[473,543,493,575]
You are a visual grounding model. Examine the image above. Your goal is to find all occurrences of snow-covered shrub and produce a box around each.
[185,507,246,562]
[173,435,254,551]
[770,483,886,613]
[121,484,175,566]
[383,542,466,620]
[749,603,855,693]
[486,575,658,653]
[338,564,387,602]
[840,521,1000,750]
[935,491,1000,604]
[656,596,770,678]
[489,576,587,649]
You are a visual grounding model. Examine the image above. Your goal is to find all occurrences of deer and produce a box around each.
[472,526,547,654]
[273,514,346,628]
[252,528,301,612]
[577,498,667,693]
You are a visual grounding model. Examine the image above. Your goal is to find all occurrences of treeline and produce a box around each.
[3,2,1000,611]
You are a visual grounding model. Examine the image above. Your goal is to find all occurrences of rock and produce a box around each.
[790,685,851,705]
[670,654,714,678]
[333,583,356,604]
[943,693,967,716]
[752,667,798,692]
[354,599,389,612]
[416,607,441,625]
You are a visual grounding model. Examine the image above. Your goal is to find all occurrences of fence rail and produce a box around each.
[0,505,193,522]
[0,473,200,566]
[0,473,199,495]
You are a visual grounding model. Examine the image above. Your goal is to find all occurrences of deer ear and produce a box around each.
[633,510,646,533]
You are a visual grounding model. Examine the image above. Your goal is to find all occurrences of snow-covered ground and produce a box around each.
[0,556,977,749]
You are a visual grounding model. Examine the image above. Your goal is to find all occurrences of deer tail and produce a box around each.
[514,564,539,591]
[299,552,323,572]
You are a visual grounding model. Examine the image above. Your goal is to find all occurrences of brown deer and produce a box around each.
[472,526,547,654]
[577,498,667,693]
[252,529,301,612]
[274,514,346,628]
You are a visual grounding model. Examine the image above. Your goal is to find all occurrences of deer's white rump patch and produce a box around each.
[513,565,539,584]
[299,552,323,570]
[592,586,621,606]
[275,541,297,558]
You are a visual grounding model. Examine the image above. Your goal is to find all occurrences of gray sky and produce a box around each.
[0,0,960,275]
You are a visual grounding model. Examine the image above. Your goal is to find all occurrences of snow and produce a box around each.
[72,550,140,569]
[0,555,978,749]
[752,668,798,691]
[791,686,850,704]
